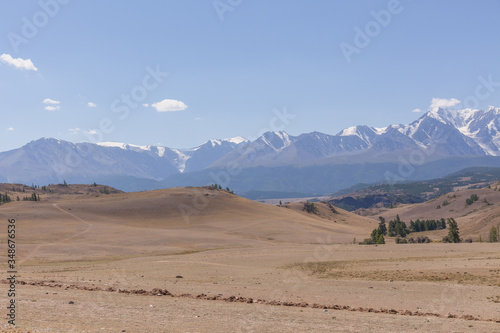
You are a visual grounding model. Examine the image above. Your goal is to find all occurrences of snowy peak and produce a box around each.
[26,137,72,147]
[338,126,358,136]
[338,125,378,145]
[97,136,248,173]
[97,141,174,160]
[401,107,500,155]
[98,141,151,152]
[224,136,248,144]
[175,136,248,173]
[203,136,248,147]
[331,107,500,156]
[259,131,293,151]
[427,107,483,128]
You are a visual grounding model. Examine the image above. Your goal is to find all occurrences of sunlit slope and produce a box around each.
[376,183,500,239]
[0,187,374,261]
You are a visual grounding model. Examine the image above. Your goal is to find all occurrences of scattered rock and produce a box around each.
[176,275,183,279]
[9,279,496,324]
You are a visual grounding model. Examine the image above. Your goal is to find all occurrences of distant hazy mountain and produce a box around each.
[0,107,498,194]
[0,138,179,185]
[0,136,247,186]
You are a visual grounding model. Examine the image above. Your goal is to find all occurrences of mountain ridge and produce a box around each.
[1,107,499,193]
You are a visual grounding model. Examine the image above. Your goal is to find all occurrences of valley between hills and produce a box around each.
[0,184,499,332]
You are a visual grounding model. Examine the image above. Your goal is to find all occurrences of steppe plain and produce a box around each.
[0,185,499,332]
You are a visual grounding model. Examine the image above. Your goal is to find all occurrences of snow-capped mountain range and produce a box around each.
[211,107,500,168]
[0,107,499,193]
[96,136,248,173]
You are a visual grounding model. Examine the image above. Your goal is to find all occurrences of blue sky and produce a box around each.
[0,0,499,151]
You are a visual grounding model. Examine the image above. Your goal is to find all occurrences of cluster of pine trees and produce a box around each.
[442,218,460,243]
[465,193,479,205]
[362,215,459,245]
[386,215,408,237]
[489,224,500,242]
[361,217,388,244]
[395,236,431,244]
[0,192,11,203]
[22,193,40,201]
[409,219,446,232]
[209,184,234,194]
[303,201,319,214]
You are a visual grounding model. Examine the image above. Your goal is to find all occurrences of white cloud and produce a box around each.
[195,117,204,121]
[412,108,422,113]
[151,99,188,112]
[45,105,60,111]
[430,98,461,110]
[6,127,14,131]
[142,103,149,107]
[86,129,98,135]
[0,53,37,71]
[43,98,61,111]
[68,128,81,134]
[43,98,60,105]
[87,102,97,108]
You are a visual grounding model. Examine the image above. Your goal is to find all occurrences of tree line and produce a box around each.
[361,215,461,245]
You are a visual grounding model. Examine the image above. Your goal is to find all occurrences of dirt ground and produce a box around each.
[1,243,498,332]
[0,187,499,332]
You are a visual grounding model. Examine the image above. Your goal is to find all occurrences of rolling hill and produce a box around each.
[373,183,500,240]
[0,186,376,262]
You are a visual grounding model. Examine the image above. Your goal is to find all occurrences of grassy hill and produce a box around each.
[373,182,500,241]
[0,186,375,262]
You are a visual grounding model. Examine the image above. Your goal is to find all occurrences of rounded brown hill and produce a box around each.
[0,186,375,261]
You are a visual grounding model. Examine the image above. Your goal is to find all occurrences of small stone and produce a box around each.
[389,279,393,282]
[69,301,74,304]
[176,275,183,279]
[323,309,328,312]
